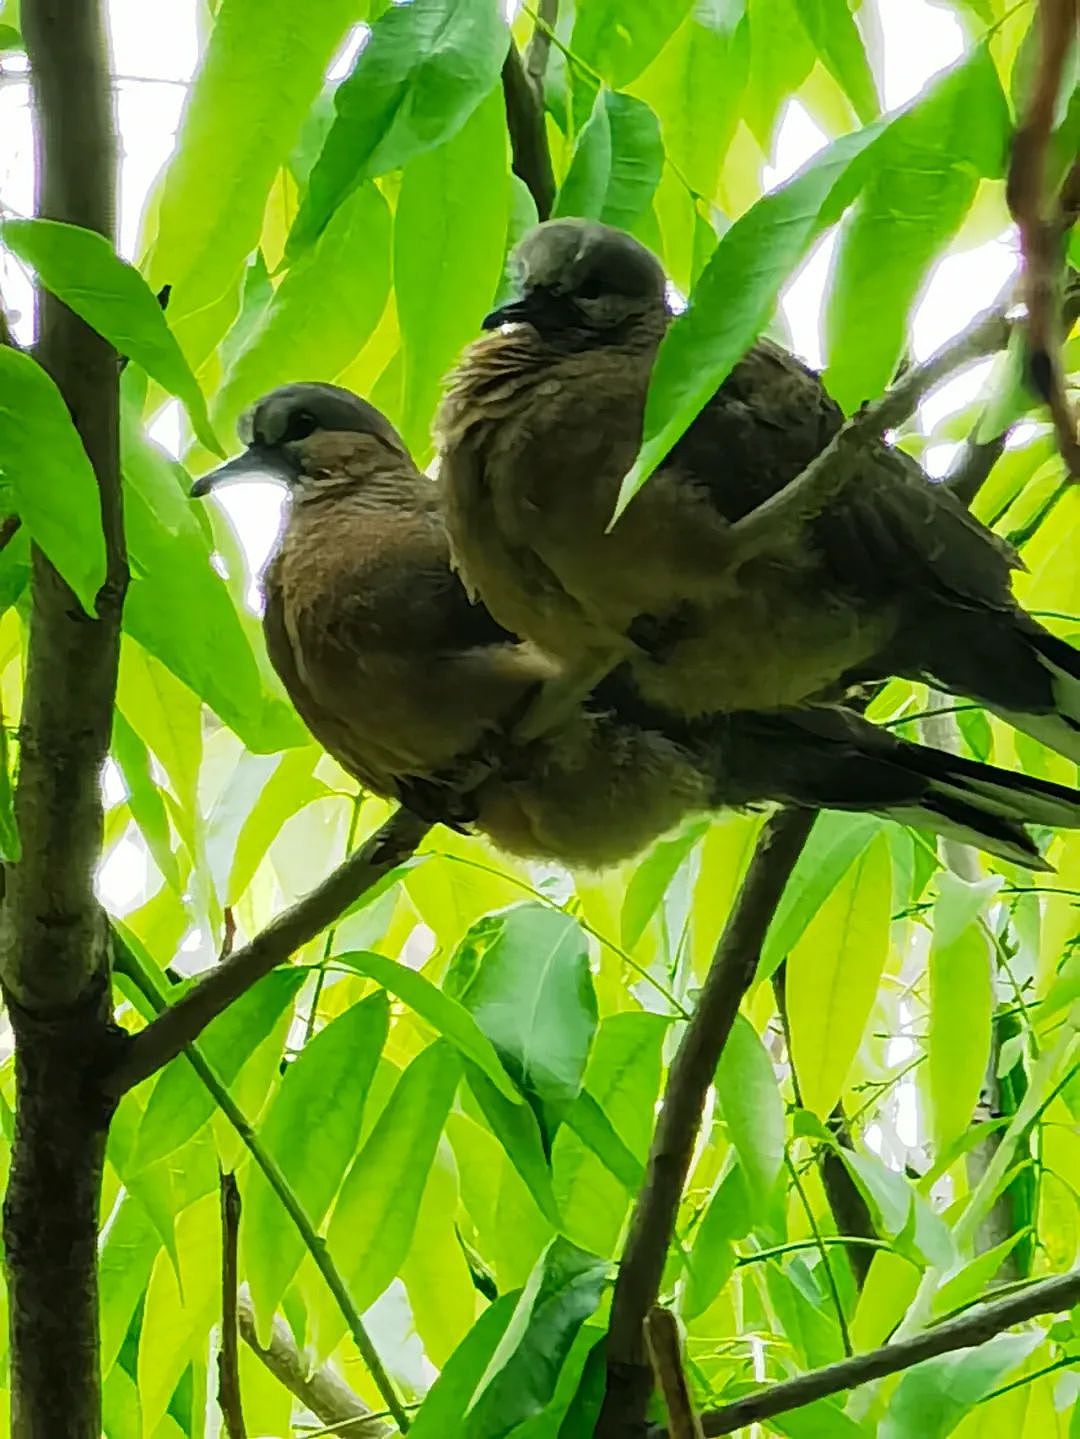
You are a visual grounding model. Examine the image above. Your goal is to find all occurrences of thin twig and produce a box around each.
[1006,0,1080,474]
[784,1151,852,1356]
[725,303,1016,560]
[597,809,817,1437]
[218,1172,247,1439]
[523,0,558,93]
[114,944,411,1435]
[103,806,429,1096]
[238,1290,391,1439]
[689,1264,1080,1436]
[645,1308,704,1439]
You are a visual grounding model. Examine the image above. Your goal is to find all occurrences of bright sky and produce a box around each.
[0,0,1015,963]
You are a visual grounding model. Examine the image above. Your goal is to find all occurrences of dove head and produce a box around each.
[482,219,668,341]
[190,383,409,496]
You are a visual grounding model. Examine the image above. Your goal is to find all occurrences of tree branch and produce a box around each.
[103,806,429,1097]
[218,1173,247,1439]
[501,40,556,220]
[725,302,1017,562]
[1006,0,1080,475]
[0,0,126,1432]
[689,1265,1080,1436]
[523,0,558,93]
[597,809,817,1437]
[238,1291,392,1439]
[645,1307,704,1439]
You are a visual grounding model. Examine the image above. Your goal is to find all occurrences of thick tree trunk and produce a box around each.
[3,986,115,1437]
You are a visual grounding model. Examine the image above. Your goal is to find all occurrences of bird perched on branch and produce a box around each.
[437,217,1080,764]
[189,382,1080,871]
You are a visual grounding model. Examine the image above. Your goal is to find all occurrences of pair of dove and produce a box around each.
[193,218,1080,871]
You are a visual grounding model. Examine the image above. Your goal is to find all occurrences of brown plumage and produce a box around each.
[437,217,1080,763]
[190,383,1080,872]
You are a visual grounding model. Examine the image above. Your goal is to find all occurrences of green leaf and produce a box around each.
[244,992,389,1340]
[464,1064,562,1226]
[684,1163,750,1318]
[571,0,695,88]
[2,219,221,455]
[927,873,996,1155]
[794,0,878,123]
[621,820,708,949]
[0,22,20,49]
[227,747,331,903]
[714,1014,784,1207]
[332,950,523,1103]
[212,181,392,442]
[881,1331,1045,1438]
[553,90,664,233]
[288,0,509,256]
[824,47,1009,411]
[787,833,893,1115]
[145,0,363,368]
[761,813,881,978]
[447,903,598,1136]
[325,1040,461,1314]
[112,712,182,892]
[134,969,305,1169]
[0,347,105,614]
[465,1237,611,1438]
[99,1192,163,1376]
[119,412,304,754]
[395,86,510,454]
[618,111,887,513]
[410,1294,520,1439]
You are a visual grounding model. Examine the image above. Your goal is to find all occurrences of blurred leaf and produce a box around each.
[145,0,363,366]
[554,89,664,233]
[571,0,695,88]
[465,1237,610,1438]
[134,970,305,1169]
[326,1040,461,1314]
[744,0,816,142]
[787,832,893,1115]
[410,1293,520,1439]
[0,347,105,613]
[401,1146,477,1365]
[227,746,330,902]
[928,873,997,1155]
[396,85,510,452]
[243,992,389,1340]
[447,903,598,1138]
[881,1331,1045,1438]
[212,180,392,438]
[825,46,1009,410]
[634,3,749,202]
[714,1014,784,1207]
[289,0,509,255]
[333,949,524,1102]
[3,219,221,454]
[930,1232,1028,1319]
[0,22,19,48]
[100,1192,163,1376]
[795,0,878,122]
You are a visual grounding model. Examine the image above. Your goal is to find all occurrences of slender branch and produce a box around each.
[597,809,817,1437]
[238,1291,391,1439]
[113,944,412,1434]
[725,303,1016,561]
[523,0,558,93]
[691,1264,1080,1436]
[218,1173,247,1439]
[645,1308,704,1439]
[1006,0,1080,474]
[501,41,556,219]
[103,806,429,1096]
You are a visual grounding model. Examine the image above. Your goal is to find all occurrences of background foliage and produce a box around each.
[1,0,1080,1434]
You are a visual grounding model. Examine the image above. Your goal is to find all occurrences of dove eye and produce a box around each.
[283,409,319,442]
[575,273,608,301]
